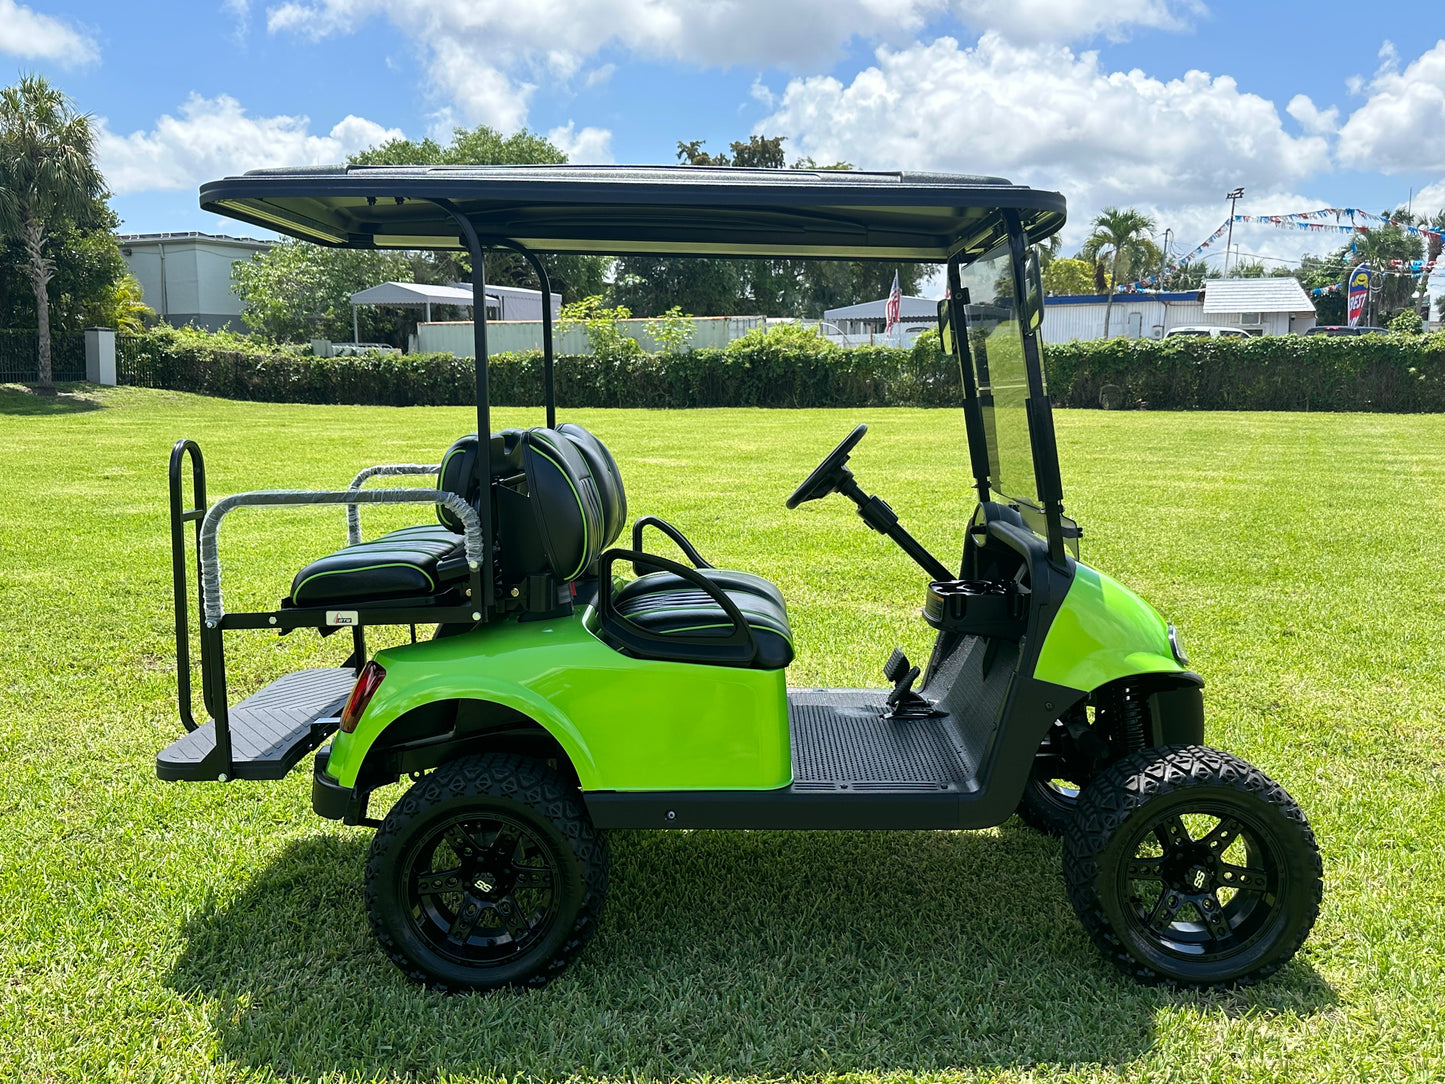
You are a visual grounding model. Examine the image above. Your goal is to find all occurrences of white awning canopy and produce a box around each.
[349,281,477,307]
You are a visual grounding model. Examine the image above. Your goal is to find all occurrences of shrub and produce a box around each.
[1389,309,1425,335]
[1043,332,1445,412]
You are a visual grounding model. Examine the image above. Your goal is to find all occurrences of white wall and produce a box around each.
[119,238,266,331]
[1044,298,1205,342]
[1043,298,1315,341]
[416,315,769,356]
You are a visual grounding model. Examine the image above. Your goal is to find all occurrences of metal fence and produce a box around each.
[0,329,87,382]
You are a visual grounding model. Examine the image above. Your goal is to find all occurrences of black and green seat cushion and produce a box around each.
[609,580,794,670]
[288,432,482,607]
[494,428,606,584]
[557,422,626,549]
[290,530,465,606]
[615,567,785,613]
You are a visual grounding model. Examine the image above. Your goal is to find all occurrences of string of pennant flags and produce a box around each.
[1123,207,1445,293]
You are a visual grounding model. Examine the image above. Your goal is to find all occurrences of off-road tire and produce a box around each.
[1063,744,1322,988]
[365,752,607,993]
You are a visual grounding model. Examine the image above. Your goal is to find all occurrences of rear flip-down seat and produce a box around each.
[287,434,484,608]
[290,528,466,606]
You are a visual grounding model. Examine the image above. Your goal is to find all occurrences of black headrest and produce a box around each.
[557,423,627,548]
[496,428,605,583]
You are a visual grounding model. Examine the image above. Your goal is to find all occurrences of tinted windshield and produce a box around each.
[956,238,1040,508]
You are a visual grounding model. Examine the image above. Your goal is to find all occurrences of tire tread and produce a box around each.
[1063,743,1322,988]
[364,752,607,993]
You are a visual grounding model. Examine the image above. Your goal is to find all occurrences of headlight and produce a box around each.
[1167,623,1189,666]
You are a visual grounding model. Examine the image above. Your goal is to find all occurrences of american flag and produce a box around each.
[884,271,901,332]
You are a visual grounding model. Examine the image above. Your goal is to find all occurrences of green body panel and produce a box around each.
[1033,561,1184,693]
[324,608,791,792]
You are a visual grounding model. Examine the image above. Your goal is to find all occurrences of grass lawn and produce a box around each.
[1,383,1443,1083]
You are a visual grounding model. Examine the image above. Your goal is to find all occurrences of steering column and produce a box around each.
[788,424,954,583]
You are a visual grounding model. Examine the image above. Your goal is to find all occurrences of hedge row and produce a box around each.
[117,333,960,408]
[1043,333,1445,412]
[115,327,1445,412]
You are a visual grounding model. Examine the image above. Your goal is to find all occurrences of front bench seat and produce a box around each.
[554,423,792,670]
[555,422,786,614]
[610,579,794,669]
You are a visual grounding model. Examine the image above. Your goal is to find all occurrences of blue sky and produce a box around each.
[5,0,1445,283]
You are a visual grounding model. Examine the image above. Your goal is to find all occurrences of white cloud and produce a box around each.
[1287,94,1339,136]
[756,34,1349,273]
[0,0,98,65]
[1337,39,1445,174]
[951,0,1203,45]
[223,0,251,40]
[546,121,613,164]
[762,36,1327,219]
[95,94,403,195]
[584,63,616,89]
[262,0,1201,131]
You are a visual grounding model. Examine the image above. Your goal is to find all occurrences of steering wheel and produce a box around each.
[786,424,868,509]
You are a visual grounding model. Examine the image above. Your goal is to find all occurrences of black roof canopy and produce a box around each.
[200,164,1066,261]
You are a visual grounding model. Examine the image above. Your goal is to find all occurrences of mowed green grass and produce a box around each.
[1,384,1443,1083]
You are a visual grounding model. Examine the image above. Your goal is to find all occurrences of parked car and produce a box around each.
[1163,325,1251,339]
[1302,325,1390,336]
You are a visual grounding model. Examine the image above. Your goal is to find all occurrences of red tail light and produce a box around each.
[339,661,386,733]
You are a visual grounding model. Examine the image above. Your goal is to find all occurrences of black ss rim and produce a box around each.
[403,812,561,967]
[1118,801,1285,961]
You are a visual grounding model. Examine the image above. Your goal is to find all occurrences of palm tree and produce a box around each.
[1080,207,1157,338]
[0,75,105,396]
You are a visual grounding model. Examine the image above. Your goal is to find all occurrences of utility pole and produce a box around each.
[1225,187,1245,276]
[1160,228,1172,280]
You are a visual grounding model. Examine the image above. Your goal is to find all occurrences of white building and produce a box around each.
[1199,278,1317,336]
[118,232,272,332]
[1042,279,1317,342]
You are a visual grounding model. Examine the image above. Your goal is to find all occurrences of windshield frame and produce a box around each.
[941,212,1069,565]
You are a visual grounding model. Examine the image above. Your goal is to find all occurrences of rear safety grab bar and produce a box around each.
[199,489,482,626]
[596,547,757,666]
[345,463,441,545]
[629,515,713,575]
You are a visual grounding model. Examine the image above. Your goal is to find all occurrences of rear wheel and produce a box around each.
[365,753,607,992]
[1063,745,1322,987]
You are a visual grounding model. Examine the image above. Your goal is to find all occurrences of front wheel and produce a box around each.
[1063,745,1322,987]
[365,753,607,992]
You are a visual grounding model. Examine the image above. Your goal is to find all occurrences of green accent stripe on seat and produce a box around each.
[662,622,794,647]
[295,561,437,599]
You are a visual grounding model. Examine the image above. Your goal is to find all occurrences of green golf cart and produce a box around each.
[159,165,1322,992]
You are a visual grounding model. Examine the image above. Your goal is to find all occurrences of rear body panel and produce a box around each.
[324,610,791,792]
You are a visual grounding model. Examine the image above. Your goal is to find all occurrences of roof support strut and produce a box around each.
[432,199,495,615]
[492,239,557,428]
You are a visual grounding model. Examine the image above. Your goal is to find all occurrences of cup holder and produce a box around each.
[923,579,1027,639]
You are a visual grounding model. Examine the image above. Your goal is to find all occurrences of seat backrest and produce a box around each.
[434,434,480,532]
[496,428,606,583]
[557,423,626,548]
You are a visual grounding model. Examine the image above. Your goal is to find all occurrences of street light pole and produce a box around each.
[1225,187,1245,277]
